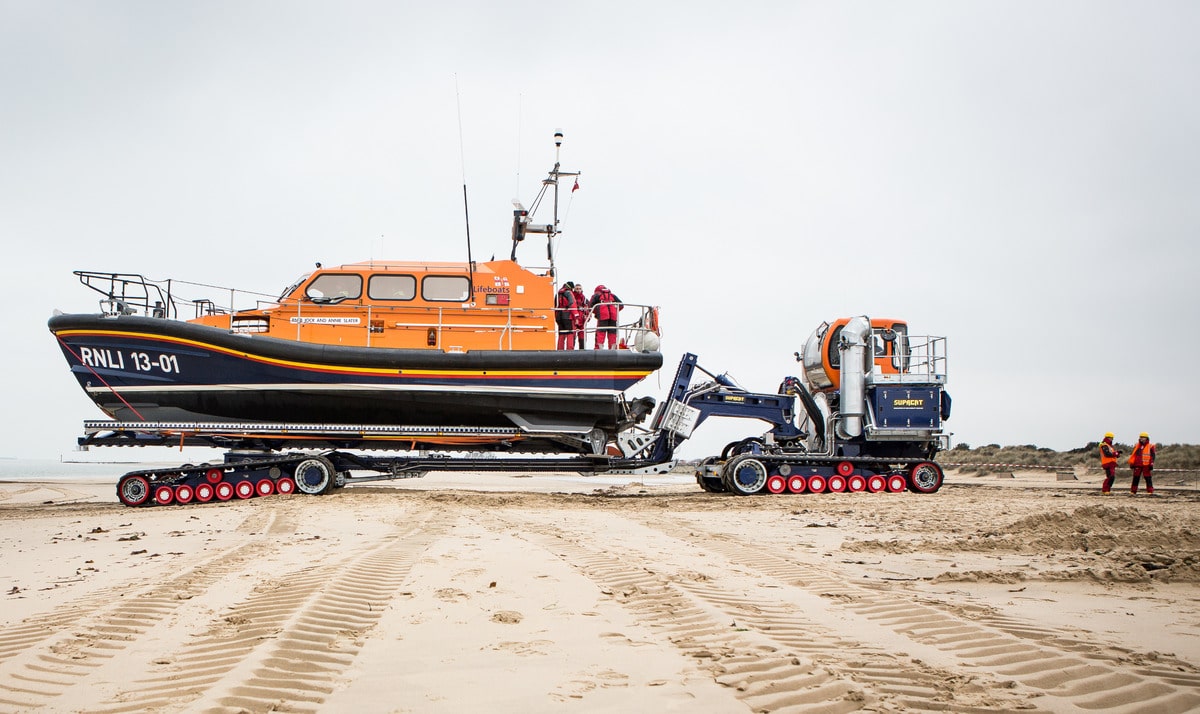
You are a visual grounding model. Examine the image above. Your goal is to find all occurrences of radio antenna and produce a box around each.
[455,75,474,279]
[514,94,523,200]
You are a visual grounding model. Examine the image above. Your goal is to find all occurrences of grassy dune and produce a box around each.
[942,442,1200,474]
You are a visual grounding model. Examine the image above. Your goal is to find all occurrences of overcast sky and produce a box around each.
[3,1,1197,460]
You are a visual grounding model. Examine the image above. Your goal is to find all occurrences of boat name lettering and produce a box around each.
[78,347,181,374]
[474,286,510,294]
[288,317,362,325]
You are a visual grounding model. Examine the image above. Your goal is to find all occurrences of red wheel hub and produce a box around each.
[154,485,174,505]
[195,483,214,502]
[215,482,234,501]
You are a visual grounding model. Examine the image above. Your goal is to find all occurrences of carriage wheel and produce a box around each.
[195,483,214,502]
[154,485,175,505]
[174,484,194,504]
[909,462,944,494]
[117,475,151,507]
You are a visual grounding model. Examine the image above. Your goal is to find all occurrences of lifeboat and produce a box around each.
[48,141,664,452]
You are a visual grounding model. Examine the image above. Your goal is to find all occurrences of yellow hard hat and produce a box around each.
[1104,432,1114,438]
[1139,432,1149,438]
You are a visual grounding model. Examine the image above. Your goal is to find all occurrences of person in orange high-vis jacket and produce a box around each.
[1098,432,1121,494]
[1128,432,1156,495]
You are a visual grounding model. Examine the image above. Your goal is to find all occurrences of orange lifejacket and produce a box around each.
[1128,442,1155,467]
[1099,442,1117,467]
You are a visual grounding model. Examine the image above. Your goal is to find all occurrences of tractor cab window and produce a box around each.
[869,324,910,374]
[890,324,910,372]
[305,274,363,303]
[422,275,471,302]
[827,326,843,369]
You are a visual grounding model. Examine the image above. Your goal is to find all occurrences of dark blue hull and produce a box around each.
[48,314,662,434]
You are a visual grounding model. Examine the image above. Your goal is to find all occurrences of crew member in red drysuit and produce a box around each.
[555,282,581,350]
[589,284,623,349]
[1098,432,1121,494]
[572,283,589,349]
[1128,432,1156,495]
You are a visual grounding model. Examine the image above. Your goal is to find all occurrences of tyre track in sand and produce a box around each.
[647,513,1200,714]
[490,510,1041,713]
[0,505,297,713]
[88,510,442,714]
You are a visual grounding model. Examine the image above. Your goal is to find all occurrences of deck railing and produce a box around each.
[75,271,661,352]
[872,334,948,383]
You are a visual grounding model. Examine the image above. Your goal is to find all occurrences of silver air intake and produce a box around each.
[836,316,870,439]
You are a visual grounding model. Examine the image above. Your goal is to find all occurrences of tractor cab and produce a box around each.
[800,317,911,393]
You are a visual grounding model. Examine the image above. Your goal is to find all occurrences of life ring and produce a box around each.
[646,307,661,336]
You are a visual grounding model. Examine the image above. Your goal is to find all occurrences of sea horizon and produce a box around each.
[0,456,189,482]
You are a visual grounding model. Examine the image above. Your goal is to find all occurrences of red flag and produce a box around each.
[572,178,580,193]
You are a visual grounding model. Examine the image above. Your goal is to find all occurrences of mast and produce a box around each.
[510,130,580,278]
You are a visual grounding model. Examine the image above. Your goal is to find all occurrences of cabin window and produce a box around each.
[279,273,310,301]
[422,275,471,302]
[368,274,417,301]
[305,274,363,301]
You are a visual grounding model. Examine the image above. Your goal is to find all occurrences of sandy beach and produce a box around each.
[2,469,1199,713]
